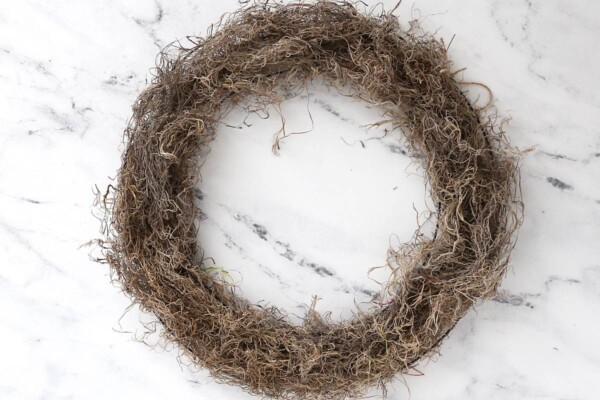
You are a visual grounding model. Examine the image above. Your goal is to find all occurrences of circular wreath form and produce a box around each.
[100,1,522,398]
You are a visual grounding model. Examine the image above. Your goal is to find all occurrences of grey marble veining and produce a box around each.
[1,1,599,399]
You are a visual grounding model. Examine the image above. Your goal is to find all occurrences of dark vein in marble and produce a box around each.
[0,221,63,274]
[312,98,351,123]
[232,213,337,278]
[491,0,532,48]
[493,289,541,309]
[493,276,582,310]
[195,194,380,299]
[546,177,573,190]
[225,211,378,299]
[220,232,285,282]
[541,151,577,161]
[103,72,136,87]
[133,0,164,25]
[387,143,408,156]
[545,275,581,287]
[492,291,536,309]
[252,223,268,241]
[130,1,164,46]
[21,197,41,204]
[42,98,91,137]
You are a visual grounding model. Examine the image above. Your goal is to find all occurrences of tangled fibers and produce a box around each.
[97,1,523,398]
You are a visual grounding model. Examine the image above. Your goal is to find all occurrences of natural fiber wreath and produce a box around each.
[98,1,522,398]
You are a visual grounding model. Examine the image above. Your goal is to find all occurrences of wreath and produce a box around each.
[97,1,522,398]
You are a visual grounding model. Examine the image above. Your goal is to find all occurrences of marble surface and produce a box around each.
[1,0,599,399]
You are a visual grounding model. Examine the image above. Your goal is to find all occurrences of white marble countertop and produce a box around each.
[1,1,599,399]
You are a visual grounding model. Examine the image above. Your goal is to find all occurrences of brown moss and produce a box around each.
[95,1,523,398]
